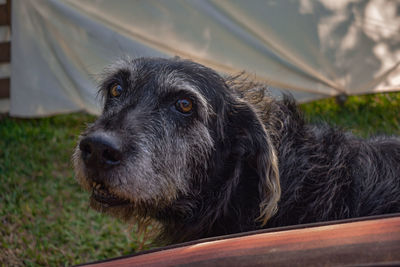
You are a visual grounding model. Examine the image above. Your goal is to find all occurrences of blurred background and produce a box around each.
[1,0,400,115]
[0,0,399,266]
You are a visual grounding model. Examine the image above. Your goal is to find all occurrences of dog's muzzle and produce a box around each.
[78,132,131,206]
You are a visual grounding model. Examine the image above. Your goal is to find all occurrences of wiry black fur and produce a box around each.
[149,60,400,244]
[76,57,400,245]
[267,99,400,227]
[159,95,400,244]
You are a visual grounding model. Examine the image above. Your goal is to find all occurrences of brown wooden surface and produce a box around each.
[0,41,10,63]
[0,0,11,101]
[79,215,400,267]
[0,78,10,98]
[0,1,11,26]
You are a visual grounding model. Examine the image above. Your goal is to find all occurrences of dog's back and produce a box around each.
[265,98,400,227]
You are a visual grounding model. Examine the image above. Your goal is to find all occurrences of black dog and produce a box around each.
[74,57,400,244]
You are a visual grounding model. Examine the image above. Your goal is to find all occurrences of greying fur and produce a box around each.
[74,57,400,244]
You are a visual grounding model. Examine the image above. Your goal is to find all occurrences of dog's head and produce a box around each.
[73,57,280,229]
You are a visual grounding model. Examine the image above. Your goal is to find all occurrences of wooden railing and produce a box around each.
[77,214,400,267]
[0,0,11,99]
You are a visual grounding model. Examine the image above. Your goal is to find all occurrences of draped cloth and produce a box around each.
[10,0,400,117]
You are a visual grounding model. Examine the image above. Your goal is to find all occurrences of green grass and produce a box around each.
[0,92,399,266]
[0,114,151,266]
[300,93,400,137]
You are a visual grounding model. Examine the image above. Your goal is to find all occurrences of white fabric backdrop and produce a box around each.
[10,0,400,117]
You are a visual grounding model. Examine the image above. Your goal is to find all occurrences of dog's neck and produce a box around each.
[155,97,306,244]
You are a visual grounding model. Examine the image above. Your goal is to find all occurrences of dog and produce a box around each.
[73,57,400,244]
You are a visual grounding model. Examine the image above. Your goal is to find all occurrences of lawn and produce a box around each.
[1,92,399,266]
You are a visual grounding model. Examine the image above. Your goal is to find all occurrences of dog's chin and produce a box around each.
[89,182,131,208]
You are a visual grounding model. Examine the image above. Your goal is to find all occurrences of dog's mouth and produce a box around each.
[91,181,130,207]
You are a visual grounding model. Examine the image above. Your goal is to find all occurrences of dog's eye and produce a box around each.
[110,84,123,97]
[175,98,193,114]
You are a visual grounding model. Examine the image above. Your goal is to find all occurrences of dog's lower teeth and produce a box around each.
[89,181,128,205]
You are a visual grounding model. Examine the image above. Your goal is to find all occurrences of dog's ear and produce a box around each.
[229,102,281,226]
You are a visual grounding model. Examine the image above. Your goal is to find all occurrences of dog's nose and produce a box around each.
[79,133,122,169]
